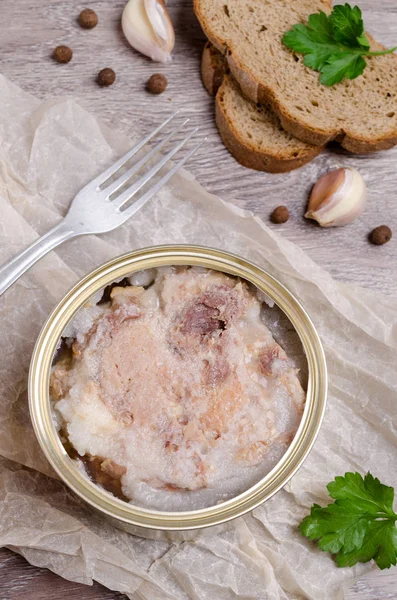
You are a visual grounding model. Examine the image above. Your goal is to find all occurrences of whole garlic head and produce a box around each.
[122,0,175,63]
[305,167,367,227]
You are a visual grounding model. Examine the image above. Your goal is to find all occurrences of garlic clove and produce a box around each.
[122,0,175,63]
[144,0,175,50]
[305,167,367,227]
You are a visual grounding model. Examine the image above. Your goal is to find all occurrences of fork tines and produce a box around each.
[94,112,205,216]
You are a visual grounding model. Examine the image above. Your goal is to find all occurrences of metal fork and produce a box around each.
[0,112,204,297]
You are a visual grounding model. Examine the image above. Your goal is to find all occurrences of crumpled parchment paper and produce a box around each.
[0,73,396,600]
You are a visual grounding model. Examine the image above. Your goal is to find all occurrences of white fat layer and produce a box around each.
[53,267,305,511]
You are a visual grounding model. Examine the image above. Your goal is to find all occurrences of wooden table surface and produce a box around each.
[0,0,396,598]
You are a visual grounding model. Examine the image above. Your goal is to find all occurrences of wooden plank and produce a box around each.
[0,0,396,294]
[0,548,127,600]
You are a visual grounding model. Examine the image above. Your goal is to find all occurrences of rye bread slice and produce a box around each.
[202,42,322,172]
[194,0,397,153]
[202,41,227,96]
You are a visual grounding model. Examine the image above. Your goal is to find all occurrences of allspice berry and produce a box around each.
[79,8,98,29]
[146,74,168,94]
[97,68,116,87]
[53,45,73,64]
[369,225,392,246]
[271,206,290,224]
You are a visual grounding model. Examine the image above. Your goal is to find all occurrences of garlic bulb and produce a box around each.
[305,167,367,227]
[122,0,175,63]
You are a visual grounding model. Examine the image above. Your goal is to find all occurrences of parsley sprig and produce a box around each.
[300,472,397,569]
[283,3,397,86]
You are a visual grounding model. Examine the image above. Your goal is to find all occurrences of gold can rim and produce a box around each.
[29,245,327,531]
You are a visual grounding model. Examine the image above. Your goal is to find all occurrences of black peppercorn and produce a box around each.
[53,45,73,64]
[271,206,290,224]
[79,8,98,29]
[369,225,392,246]
[97,68,116,87]
[146,74,168,94]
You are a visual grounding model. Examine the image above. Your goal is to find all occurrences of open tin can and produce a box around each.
[29,245,327,540]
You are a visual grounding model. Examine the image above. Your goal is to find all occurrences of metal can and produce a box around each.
[29,245,327,540]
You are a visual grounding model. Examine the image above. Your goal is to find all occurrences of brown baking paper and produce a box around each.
[0,73,396,600]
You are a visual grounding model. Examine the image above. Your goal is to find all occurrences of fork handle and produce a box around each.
[0,221,76,297]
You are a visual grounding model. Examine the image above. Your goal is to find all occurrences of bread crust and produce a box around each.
[226,43,397,152]
[201,41,227,96]
[215,76,322,173]
[194,0,397,153]
[202,43,322,172]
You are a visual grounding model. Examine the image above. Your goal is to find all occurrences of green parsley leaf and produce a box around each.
[299,472,397,569]
[330,4,369,49]
[282,3,397,86]
[328,472,396,515]
[320,53,366,86]
[336,520,397,569]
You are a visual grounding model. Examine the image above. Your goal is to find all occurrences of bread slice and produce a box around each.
[201,42,322,172]
[194,0,397,153]
[201,41,227,96]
